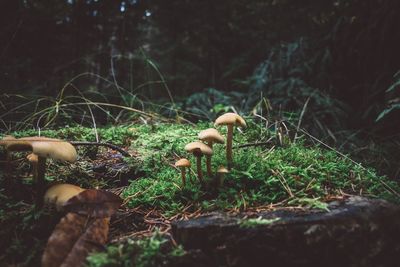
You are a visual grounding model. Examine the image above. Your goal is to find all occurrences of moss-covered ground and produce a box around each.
[0,120,399,266]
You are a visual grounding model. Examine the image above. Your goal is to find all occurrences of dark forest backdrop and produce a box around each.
[0,0,399,177]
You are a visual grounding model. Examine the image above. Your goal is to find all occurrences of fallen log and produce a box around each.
[172,197,400,267]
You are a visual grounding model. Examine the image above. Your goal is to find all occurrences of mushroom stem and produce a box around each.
[180,168,186,187]
[226,124,234,169]
[5,151,11,186]
[205,142,213,177]
[31,161,38,186]
[206,155,212,177]
[217,173,224,187]
[216,166,228,188]
[196,156,204,183]
[28,155,38,180]
[35,156,46,206]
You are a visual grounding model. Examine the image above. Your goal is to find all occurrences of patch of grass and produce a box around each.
[86,232,185,267]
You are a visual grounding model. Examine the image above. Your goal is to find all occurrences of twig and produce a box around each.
[271,169,294,198]
[234,137,275,148]
[69,141,131,157]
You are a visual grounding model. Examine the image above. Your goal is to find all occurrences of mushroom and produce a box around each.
[27,153,39,179]
[184,141,212,183]
[198,128,224,176]
[0,136,77,205]
[214,112,246,169]
[216,166,229,187]
[174,158,191,187]
[44,183,85,211]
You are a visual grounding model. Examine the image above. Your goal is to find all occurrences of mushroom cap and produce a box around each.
[0,136,77,162]
[214,112,246,128]
[44,183,85,210]
[175,158,191,168]
[2,135,16,141]
[198,128,224,144]
[0,135,31,151]
[185,141,213,156]
[217,166,229,174]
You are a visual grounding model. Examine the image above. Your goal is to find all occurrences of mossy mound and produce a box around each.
[121,122,399,216]
[2,121,399,216]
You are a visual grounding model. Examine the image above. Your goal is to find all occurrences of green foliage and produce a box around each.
[86,232,185,267]
[376,71,400,122]
[183,88,246,121]
[243,38,348,136]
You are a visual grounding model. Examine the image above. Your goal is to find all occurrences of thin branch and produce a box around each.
[70,141,131,157]
[234,137,275,149]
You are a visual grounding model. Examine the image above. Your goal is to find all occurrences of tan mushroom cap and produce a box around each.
[0,136,77,163]
[2,135,16,141]
[185,141,213,156]
[44,183,85,210]
[175,158,191,167]
[217,166,229,174]
[214,112,246,128]
[198,128,224,144]
[0,135,31,151]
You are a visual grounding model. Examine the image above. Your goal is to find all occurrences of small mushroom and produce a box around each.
[44,183,85,211]
[216,166,229,187]
[214,113,246,169]
[184,141,212,183]
[27,153,39,179]
[0,136,77,205]
[198,128,224,176]
[175,158,191,187]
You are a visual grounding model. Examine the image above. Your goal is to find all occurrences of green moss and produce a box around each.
[86,232,185,267]
[120,121,399,216]
[3,121,398,216]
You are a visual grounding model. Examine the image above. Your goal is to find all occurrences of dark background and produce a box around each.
[0,0,399,177]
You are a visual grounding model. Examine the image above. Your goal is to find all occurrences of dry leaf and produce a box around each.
[63,189,122,218]
[42,212,109,267]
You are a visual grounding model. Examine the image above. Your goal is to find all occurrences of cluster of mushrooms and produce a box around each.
[174,112,246,187]
[0,112,246,205]
[0,136,85,208]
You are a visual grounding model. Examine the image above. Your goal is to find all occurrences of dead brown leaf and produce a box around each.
[42,212,109,267]
[63,189,122,218]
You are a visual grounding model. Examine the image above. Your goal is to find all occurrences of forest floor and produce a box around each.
[0,120,399,266]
